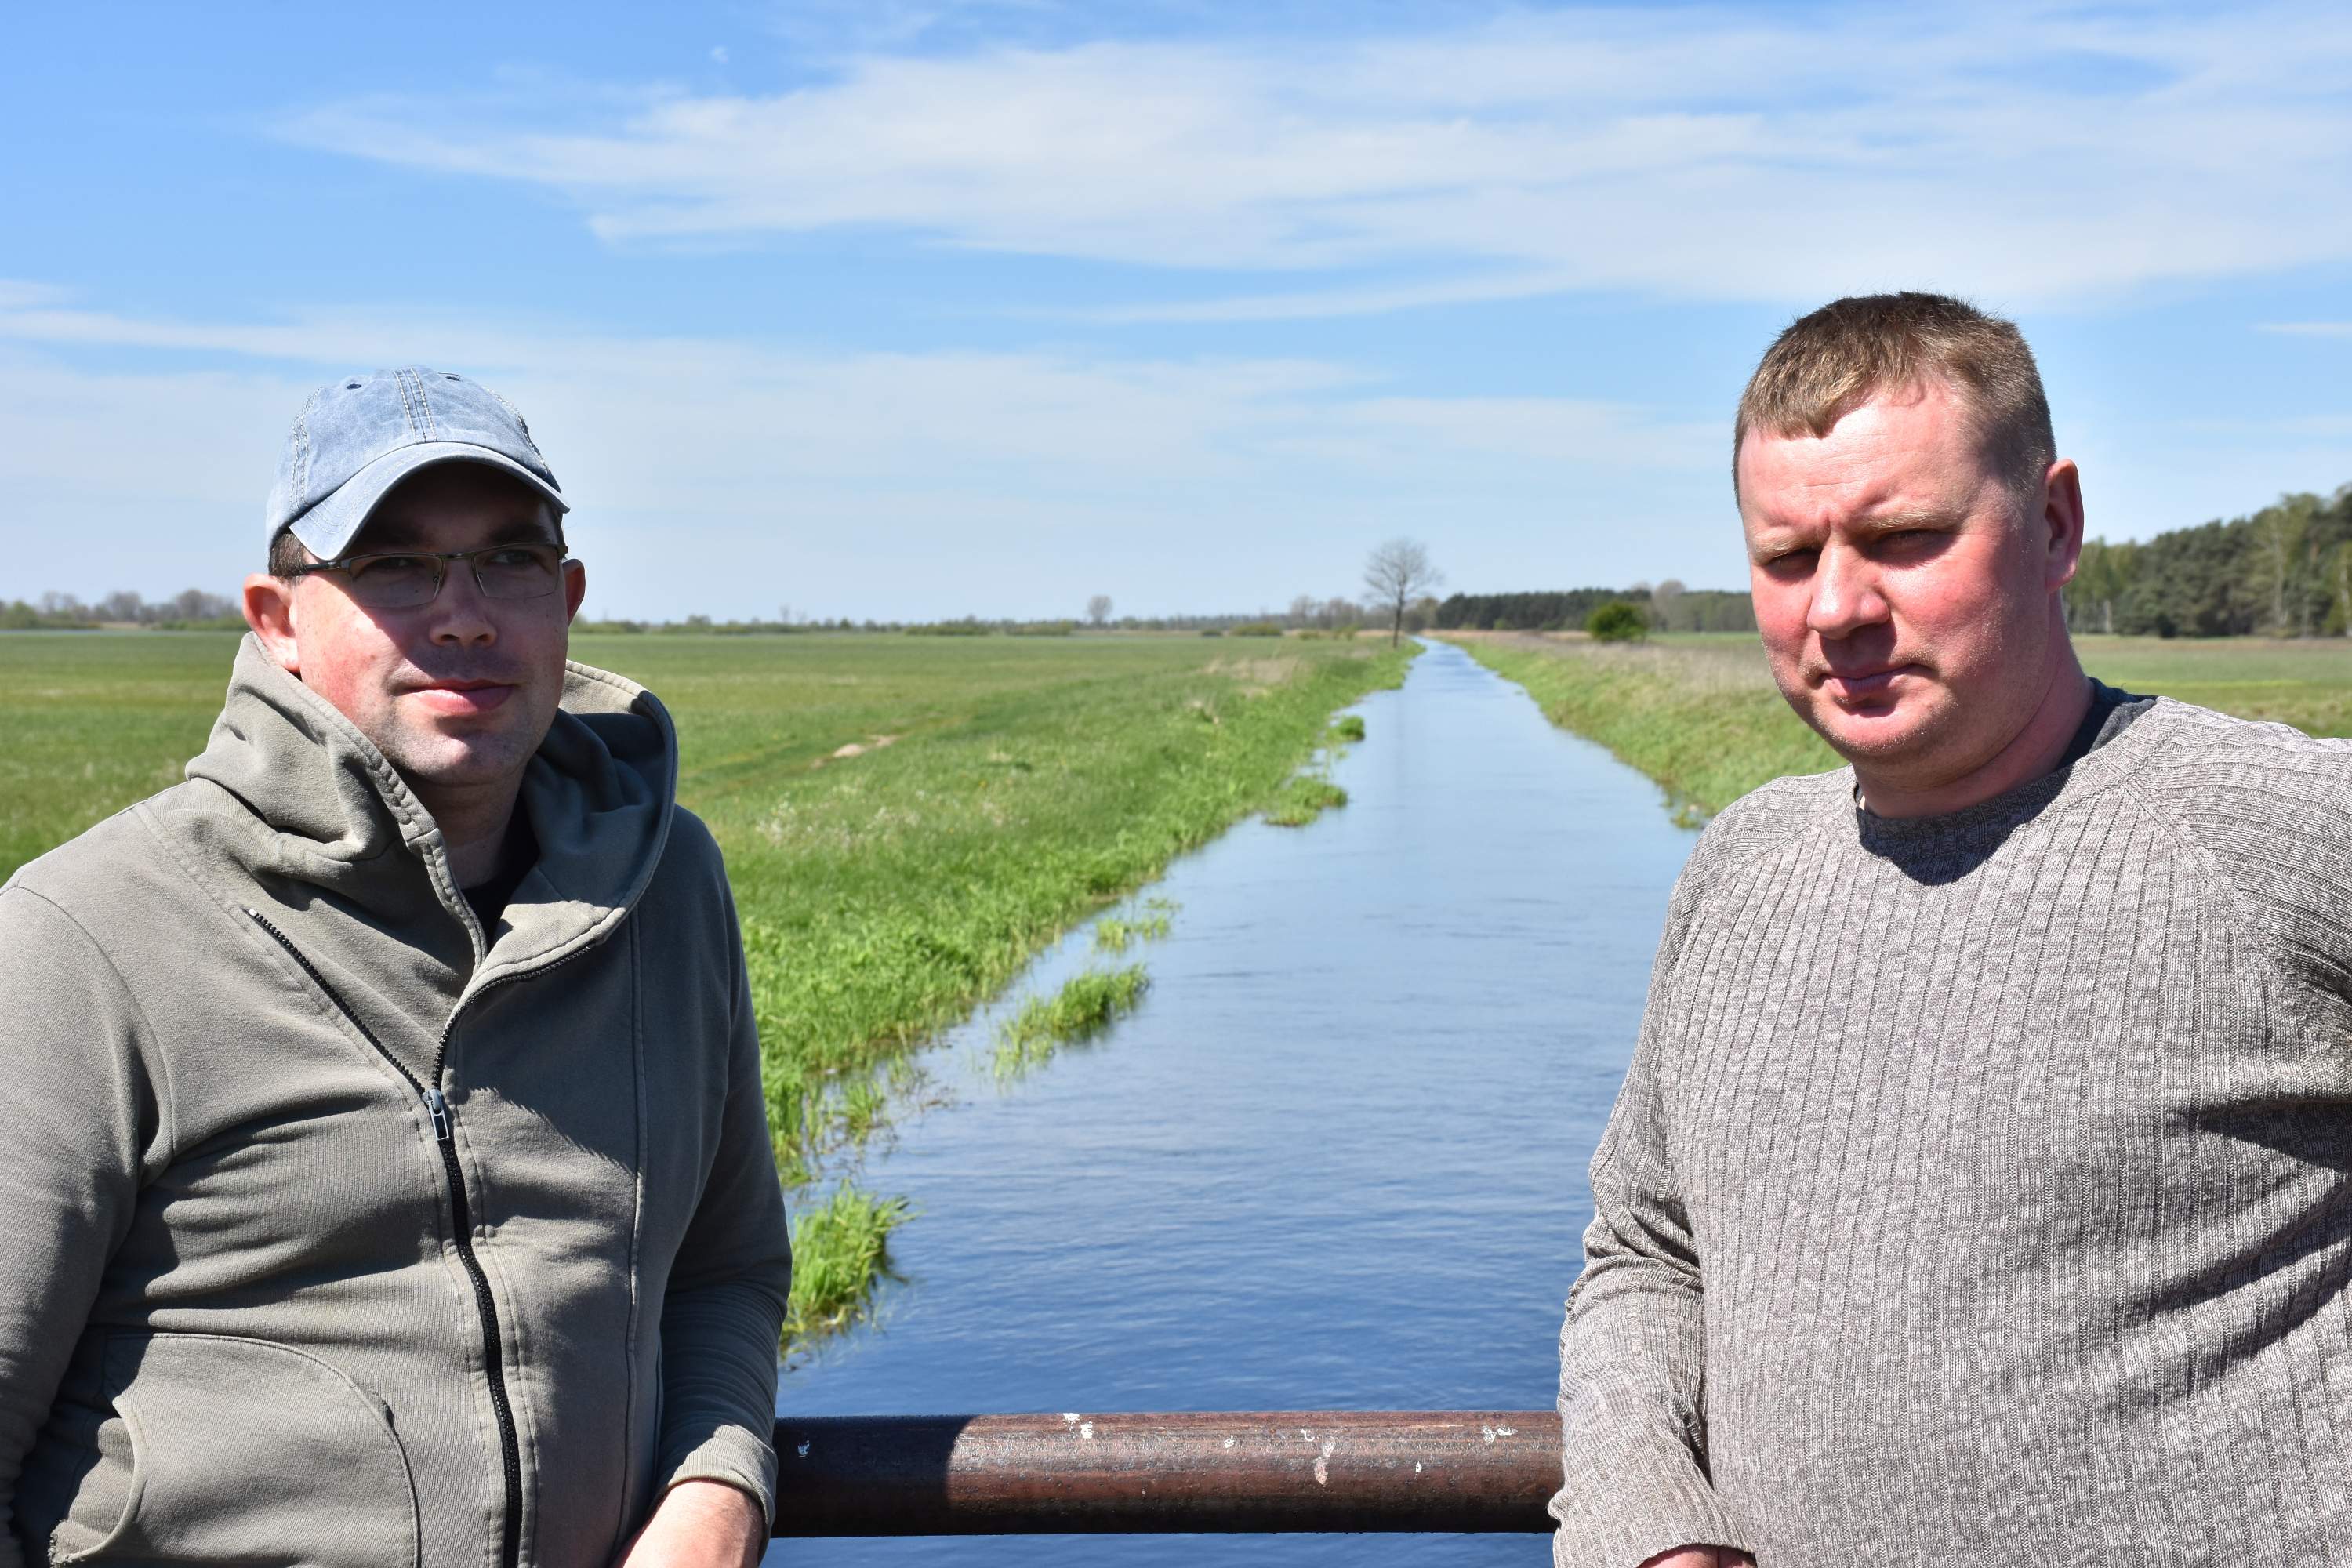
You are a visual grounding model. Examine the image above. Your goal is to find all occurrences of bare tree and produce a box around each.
[1362,539,1443,648]
[1650,578,1686,633]
[173,588,234,622]
[1287,593,1316,628]
[1087,593,1113,627]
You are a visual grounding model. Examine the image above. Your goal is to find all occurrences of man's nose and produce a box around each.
[1805,543,1889,640]
[427,561,499,644]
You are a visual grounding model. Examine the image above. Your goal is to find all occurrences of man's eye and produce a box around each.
[482,548,539,568]
[351,555,432,577]
[1763,547,1817,571]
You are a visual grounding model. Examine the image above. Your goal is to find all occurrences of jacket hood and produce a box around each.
[186,634,678,983]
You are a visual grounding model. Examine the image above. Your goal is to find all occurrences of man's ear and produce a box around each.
[563,557,588,623]
[243,572,302,673]
[2038,457,2085,593]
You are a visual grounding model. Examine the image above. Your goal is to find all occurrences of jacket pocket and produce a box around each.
[49,1333,419,1568]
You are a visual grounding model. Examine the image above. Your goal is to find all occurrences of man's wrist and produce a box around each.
[620,1477,765,1568]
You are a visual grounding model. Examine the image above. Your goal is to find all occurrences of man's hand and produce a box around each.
[1642,1549,1755,1567]
[615,1479,766,1568]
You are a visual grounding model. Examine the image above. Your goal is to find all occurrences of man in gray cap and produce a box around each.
[0,368,793,1567]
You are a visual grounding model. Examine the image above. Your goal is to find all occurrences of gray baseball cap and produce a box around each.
[266,367,568,559]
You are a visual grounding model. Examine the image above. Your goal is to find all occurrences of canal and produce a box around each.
[771,637,1700,1564]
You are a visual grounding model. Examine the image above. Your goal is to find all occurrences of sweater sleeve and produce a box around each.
[650,878,793,1526]
[2132,713,2352,1015]
[1551,891,1748,1568]
[0,887,165,1568]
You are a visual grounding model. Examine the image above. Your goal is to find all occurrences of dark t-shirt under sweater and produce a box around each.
[1552,689,2352,1566]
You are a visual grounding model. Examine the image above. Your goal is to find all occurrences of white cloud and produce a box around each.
[0,280,73,310]
[274,4,2352,310]
[0,295,1726,617]
[1057,269,1590,325]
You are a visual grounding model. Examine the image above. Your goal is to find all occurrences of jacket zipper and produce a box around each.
[246,906,532,1568]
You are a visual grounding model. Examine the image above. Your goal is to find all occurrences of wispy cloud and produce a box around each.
[1056,270,1592,325]
[276,4,2352,311]
[0,290,1726,614]
[0,280,73,310]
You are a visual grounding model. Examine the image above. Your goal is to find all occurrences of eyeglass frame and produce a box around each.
[284,541,574,608]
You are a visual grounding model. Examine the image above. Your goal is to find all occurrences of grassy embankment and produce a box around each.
[1445,630,2352,822]
[1,630,1410,1343]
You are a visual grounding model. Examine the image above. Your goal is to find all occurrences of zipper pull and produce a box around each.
[423,1087,453,1142]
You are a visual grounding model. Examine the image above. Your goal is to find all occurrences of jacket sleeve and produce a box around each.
[0,887,165,1568]
[1550,894,1748,1568]
[650,877,793,1526]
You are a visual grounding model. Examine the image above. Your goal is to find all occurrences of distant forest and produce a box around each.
[1437,483,2352,641]
[2070,485,2352,637]
[1432,583,1758,633]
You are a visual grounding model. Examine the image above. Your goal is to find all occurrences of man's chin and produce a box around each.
[377,728,537,794]
[1809,695,1942,764]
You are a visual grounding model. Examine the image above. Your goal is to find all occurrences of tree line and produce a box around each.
[2,588,242,630]
[27,482,2343,642]
[2068,485,2352,637]
[1432,582,1757,634]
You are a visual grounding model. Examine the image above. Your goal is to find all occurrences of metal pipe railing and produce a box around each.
[771,1410,1559,1535]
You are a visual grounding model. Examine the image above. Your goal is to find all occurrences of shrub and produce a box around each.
[1584,601,1650,642]
[1228,622,1283,637]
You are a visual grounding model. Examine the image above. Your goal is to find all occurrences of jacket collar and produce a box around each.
[188,635,677,989]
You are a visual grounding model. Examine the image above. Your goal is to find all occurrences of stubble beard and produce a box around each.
[368,699,549,811]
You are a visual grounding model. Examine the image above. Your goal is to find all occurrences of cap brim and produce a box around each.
[285,443,570,560]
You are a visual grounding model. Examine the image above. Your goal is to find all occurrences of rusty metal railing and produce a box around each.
[771,1410,1559,1535]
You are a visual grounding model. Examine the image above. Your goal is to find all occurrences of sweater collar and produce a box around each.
[1848,695,2179,871]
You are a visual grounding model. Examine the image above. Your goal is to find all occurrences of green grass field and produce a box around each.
[1446,630,2352,821]
[2,629,1410,1341]
[2,633,245,877]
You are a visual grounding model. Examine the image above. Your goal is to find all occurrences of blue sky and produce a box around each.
[4,2,2348,621]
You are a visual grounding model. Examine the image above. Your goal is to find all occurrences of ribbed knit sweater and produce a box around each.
[1552,696,2352,1566]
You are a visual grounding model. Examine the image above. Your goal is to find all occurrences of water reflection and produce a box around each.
[772,639,1697,1565]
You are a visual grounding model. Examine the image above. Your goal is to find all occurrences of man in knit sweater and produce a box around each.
[1552,293,2352,1567]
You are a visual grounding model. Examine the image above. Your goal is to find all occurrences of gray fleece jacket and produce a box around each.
[0,637,793,1568]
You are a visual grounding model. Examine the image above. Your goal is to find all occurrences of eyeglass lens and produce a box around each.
[343,546,564,608]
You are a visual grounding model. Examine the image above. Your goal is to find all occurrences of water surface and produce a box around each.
[771,639,1697,1565]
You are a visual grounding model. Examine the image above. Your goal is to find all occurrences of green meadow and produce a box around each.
[2,630,1409,1341]
[1446,630,2352,822]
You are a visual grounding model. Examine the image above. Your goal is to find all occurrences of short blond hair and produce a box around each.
[1733,292,2055,511]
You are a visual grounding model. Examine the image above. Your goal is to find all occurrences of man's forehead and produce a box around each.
[1738,389,1986,527]
[1737,451,1908,533]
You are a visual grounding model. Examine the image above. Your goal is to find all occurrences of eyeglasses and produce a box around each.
[289,543,569,610]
